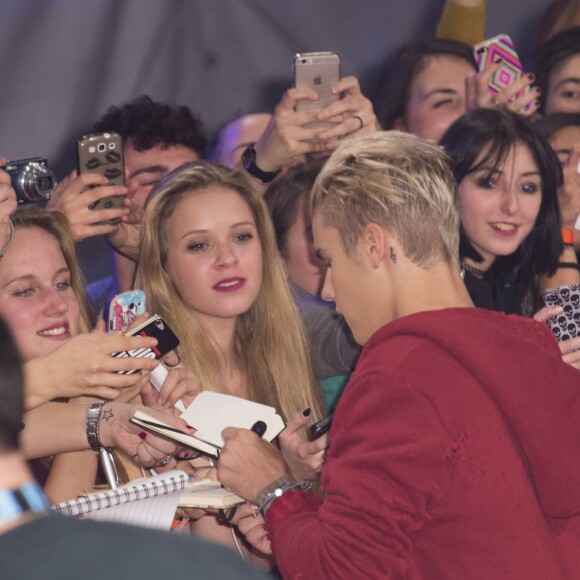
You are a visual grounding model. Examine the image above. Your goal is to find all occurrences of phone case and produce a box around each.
[294,52,341,134]
[474,34,525,95]
[106,289,147,333]
[77,131,125,224]
[113,315,180,374]
[543,284,580,341]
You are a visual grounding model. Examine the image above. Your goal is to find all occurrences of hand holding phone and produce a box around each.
[112,315,180,374]
[543,284,580,341]
[309,414,333,441]
[473,34,535,113]
[77,131,125,225]
[294,52,341,136]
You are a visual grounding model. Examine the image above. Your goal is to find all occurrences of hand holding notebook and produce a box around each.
[131,392,285,459]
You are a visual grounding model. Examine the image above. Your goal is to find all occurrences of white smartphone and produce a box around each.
[293,51,341,135]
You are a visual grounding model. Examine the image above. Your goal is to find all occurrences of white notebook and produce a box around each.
[52,469,188,530]
[131,392,285,459]
[178,478,244,509]
[180,391,285,446]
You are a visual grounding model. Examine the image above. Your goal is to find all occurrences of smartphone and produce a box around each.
[77,131,125,224]
[106,289,147,333]
[543,284,580,342]
[293,51,341,135]
[309,414,333,441]
[473,34,530,108]
[112,315,180,374]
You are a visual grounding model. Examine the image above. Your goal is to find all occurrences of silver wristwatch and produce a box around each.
[257,476,312,515]
[85,401,105,451]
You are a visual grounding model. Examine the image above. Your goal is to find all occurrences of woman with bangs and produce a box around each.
[137,160,325,568]
[439,107,570,317]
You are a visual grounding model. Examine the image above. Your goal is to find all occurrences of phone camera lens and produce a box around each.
[98,143,106,152]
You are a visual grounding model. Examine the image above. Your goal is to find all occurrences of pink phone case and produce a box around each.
[474,34,524,95]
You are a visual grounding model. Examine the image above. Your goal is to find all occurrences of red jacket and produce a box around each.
[267,308,580,579]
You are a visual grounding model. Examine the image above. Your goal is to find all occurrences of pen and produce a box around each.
[250,420,267,438]
[99,447,119,490]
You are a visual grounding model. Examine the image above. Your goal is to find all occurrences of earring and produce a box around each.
[389,247,397,264]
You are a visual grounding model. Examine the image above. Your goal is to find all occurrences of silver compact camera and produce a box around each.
[3,157,57,204]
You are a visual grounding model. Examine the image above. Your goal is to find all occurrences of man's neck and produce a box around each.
[393,260,474,320]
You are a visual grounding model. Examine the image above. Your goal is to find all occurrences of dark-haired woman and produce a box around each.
[440,107,577,315]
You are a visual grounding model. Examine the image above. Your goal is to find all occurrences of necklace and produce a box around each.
[460,261,487,280]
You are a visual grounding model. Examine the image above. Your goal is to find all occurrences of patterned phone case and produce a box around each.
[77,131,125,224]
[543,284,580,341]
[474,34,524,95]
[107,289,147,333]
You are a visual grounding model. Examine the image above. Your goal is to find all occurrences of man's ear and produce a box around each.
[360,223,388,268]
[393,116,407,132]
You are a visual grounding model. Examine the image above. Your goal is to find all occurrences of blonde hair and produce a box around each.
[311,131,460,268]
[11,206,92,333]
[137,161,323,423]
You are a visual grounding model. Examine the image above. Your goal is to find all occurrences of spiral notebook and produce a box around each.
[52,469,188,530]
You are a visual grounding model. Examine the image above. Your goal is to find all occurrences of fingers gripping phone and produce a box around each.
[309,414,333,441]
[106,289,147,333]
[112,315,180,374]
[77,131,125,225]
[294,51,341,134]
[473,34,530,109]
[543,285,580,342]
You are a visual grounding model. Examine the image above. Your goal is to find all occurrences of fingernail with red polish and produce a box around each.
[494,57,503,64]
[139,432,148,440]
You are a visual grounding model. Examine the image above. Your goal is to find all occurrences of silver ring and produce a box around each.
[352,115,364,131]
[158,454,173,466]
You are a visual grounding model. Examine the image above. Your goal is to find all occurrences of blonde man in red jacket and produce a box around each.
[218,131,580,579]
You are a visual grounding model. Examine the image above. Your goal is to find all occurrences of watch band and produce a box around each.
[0,482,50,527]
[86,401,105,451]
[241,144,281,185]
[257,476,312,515]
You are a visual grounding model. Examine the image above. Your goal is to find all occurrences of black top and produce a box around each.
[463,266,538,317]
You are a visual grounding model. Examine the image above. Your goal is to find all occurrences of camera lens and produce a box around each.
[16,159,57,203]
[98,143,106,152]
[302,59,306,64]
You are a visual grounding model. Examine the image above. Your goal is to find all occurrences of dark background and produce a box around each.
[0,0,551,282]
